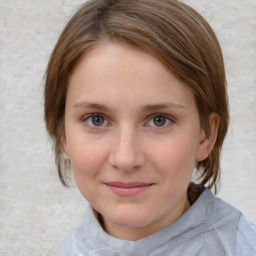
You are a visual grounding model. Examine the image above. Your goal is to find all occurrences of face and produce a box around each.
[63,41,211,240]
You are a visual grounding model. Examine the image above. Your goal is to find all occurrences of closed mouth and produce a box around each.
[103,181,154,196]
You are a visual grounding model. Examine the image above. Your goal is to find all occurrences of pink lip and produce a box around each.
[104,182,154,196]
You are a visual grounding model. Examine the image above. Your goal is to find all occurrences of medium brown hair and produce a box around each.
[44,0,228,198]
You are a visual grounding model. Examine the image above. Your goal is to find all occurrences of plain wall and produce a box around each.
[0,0,255,255]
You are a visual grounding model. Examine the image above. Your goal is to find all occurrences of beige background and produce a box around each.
[0,0,255,255]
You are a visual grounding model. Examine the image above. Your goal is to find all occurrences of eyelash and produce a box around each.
[146,113,174,129]
[81,113,111,130]
[81,113,175,130]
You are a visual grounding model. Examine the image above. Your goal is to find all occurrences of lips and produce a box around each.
[104,181,154,196]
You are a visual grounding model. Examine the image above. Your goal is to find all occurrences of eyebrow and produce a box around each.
[73,101,109,111]
[141,103,186,112]
[72,101,186,112]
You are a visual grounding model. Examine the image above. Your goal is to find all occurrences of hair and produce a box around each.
[44,0,229,201]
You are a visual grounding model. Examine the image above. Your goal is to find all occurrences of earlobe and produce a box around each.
[62,151,70,160]
[61,134,70,160]
[196,113,220,162]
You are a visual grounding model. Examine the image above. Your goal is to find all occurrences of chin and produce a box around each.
[105,206,152,228]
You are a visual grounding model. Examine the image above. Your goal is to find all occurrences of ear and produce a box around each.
[61,133,70,160]
[196,113,220,162]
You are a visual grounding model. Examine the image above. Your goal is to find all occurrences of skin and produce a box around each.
[62,40,219,241]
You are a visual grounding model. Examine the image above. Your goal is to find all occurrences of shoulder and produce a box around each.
[57,225,82,256]
[58,223,94,256]
[236,215,256,256]
[57,207,100,256]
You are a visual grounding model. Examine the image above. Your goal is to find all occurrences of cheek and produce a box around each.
[149,135,198,180]
[153,140,197,166]
[68,141,109,200]
[68,139,108,179]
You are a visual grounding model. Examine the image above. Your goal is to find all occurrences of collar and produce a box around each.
[81,189,227,255]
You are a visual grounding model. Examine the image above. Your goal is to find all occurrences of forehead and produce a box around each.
[67,41,196,112]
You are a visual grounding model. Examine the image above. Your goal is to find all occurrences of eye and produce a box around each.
[83,114,109,128]
[147,114,173,128]
[152,116,167,126]
[91,115,106,126]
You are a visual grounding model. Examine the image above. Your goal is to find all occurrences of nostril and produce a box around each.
[108,129,146,171]
[108,148,146,172]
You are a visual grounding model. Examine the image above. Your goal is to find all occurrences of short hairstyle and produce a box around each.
[44,0,229,199]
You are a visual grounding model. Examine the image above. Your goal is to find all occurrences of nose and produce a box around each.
[108,126,146,172]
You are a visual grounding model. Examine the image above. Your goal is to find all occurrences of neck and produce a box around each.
[100,196,191,241]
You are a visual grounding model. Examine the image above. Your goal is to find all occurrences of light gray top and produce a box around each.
[236,215,256,256]
[58,189,256,256]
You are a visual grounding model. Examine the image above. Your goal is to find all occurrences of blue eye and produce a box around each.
[147,115,172,127]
